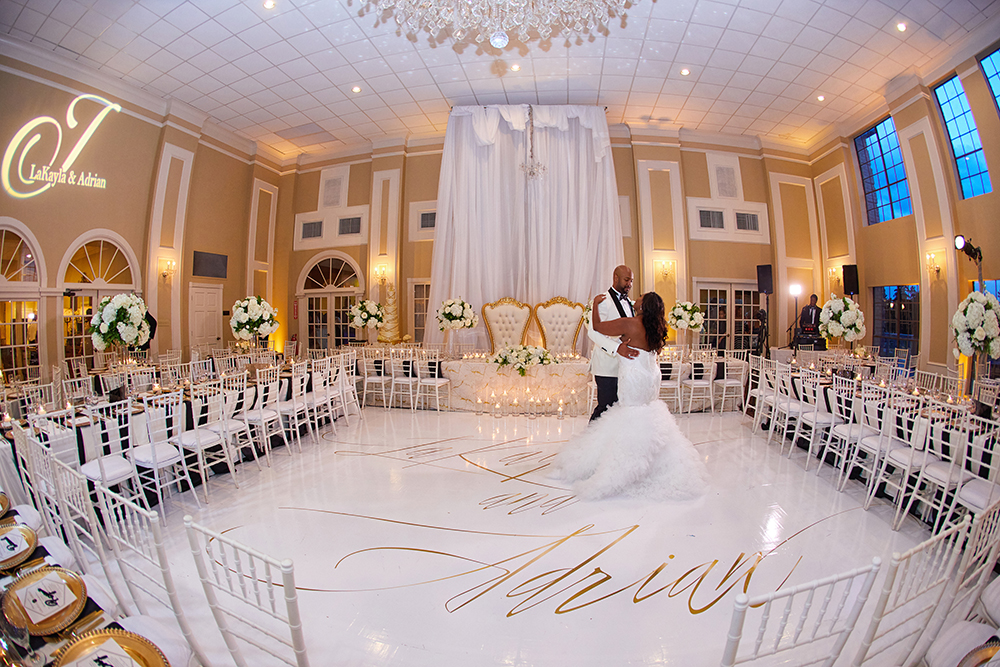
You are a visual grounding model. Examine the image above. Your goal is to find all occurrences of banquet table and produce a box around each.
[442,359,592,412]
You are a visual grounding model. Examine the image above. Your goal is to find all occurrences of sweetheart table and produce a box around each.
[442,359,592,413]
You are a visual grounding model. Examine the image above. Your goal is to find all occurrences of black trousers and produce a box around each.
[590,375,618,422]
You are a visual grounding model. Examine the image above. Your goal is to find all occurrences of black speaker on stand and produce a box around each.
[756,265,773,358]
[843,264,859,296]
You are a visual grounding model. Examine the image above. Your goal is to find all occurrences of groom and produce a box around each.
[588,265,639,422]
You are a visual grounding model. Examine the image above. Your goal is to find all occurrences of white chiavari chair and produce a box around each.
[247,365,289,465]
[305,356,334,433]
[21,381,57,414]
[52,458,119,585]
[767,363,805,446]
[790,370,844,468]
[127,367,156,394]
[18,432,79,569]
[658,355,683,413]
[178,381,237,503]
[741,355,762,422]
[307,348,326,360]
[277,361,311,451]
[159,362,186,389]
[216,355,239,375]
[190,358,217,383]
[95,485,210,667]
[27,406,79,468]
[92,349,116,370]
[283,340,298,359]
[720,557,881,667]
[713,360,746,412]
[7,424,46,525]
[99,369,128,398]
[362,355,390,407]
[331,352,361,425]
[80,398,146,508]
[824,377,875,492]
[137,390,200,510]
[185,515,310,667]
[946,413,1000,528]
[850,517,970,666]
[682,356,716,414]
[913,369,939,391]
[208,370,261,471]
[946,497,1000,623]
[388,349,419,410]
[753,358,778,435]
[415,350,450,411]
[159,350,181,366]
[839,382,891,494]
[62,376,94,404]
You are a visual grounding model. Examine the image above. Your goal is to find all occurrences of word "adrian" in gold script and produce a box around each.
[2,94,120,199]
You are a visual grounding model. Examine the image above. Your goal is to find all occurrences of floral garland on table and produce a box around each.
[349,300,384,330]
[436,298,479,331]
[490,344,558,377]
[819,295,866,342]
[951,290,1000,360]
[230,296,279,340]
[88,293,151,351]
[667,301,704,332]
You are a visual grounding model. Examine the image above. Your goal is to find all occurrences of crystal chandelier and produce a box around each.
[521,106,546,180]
[370,0,639,45]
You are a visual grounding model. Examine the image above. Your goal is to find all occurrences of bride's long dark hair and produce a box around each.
[640,292,668,353]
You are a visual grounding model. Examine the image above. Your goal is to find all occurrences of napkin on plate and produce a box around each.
[65,638,140,667]
[15,571,78,624]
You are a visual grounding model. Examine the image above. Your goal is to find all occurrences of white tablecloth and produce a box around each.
[442,360,592,413]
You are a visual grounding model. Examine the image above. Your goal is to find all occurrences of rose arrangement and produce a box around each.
[88,293,151,351]
[436,298,478,331]
[819,295,866,342]
[490,344,558,377]
[667,301,704,332]
[951,290,1000,360]
[230,296,279,340]
[349,300,384,330]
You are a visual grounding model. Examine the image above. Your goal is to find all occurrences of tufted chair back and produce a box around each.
[482,298,532,354]
[534,297,585,355]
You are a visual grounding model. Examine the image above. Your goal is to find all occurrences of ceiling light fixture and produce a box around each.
[351,86,362,93]
[680,68,690,76]
[817,95,825,101]
[896,22,906,32]
[263,0,275,8]
[366,0,638,45]
[510,63,520,72]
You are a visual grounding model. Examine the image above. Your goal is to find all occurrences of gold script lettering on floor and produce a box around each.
[154,410,928,666]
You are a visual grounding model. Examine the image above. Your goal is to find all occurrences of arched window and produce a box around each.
[0,227,40,382]
[61,235,140,370]
[300,255,362,349]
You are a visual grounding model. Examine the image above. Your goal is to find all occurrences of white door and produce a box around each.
[189,284,223,351]
[694,281,762,351]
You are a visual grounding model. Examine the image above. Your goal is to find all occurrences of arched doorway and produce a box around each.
[297,253,364,350]
[59,232,141,369]
[0,223,42,382]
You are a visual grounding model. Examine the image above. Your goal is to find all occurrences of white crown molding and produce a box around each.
[625,122,682,139]
[296,142,375,168]
[372,135,408,150]
[681,128,764,151]
[608,123,632,139]
[406,132,446,148]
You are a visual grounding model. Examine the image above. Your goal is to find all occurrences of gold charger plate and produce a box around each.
[52,628,169,667]
[0,523,36,570]
[0,491,9,517]
[3,566,87,635]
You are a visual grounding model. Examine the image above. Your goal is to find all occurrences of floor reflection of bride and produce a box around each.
[552,292,709,501]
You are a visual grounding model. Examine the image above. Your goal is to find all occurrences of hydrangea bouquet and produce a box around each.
[230,296,279,340]
[88,293,151,351]
[490,344,558,377]
[819,295,866,342]
[349,300,384,330]
[951,290,1000,360]
[667,301,704,332]
[436,298,478,331]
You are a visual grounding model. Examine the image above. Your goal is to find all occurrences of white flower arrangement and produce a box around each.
[490,344,558,377]
[582,303,592,327]
[819,295,866,342]
[230,296,279,340]
[436,298,479,331]
[349,299,385,330]
[951,290,1000,360]
[88,293,151,351]
[667,301,704,332]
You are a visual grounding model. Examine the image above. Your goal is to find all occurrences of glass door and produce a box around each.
[696,282,761,351]
[305,293,359,349]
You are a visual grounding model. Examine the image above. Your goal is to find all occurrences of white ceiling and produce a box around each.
[1,0,998,159]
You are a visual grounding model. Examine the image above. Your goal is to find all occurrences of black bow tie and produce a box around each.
[615,291,628,301]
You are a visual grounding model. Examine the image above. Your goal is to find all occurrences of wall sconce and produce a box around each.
[657,260,674,280]
[926,253,940,277]
[373,264,388,285]
[828,266,841,287]
[159,258,176,280]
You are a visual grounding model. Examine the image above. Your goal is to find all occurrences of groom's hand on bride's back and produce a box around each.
[616,339,638,359]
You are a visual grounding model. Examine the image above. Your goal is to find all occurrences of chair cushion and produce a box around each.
[206,419,249,434]
[831,423,878,441]
[174,429,223,449]
[276,400,308,414]
[885,446,939,469]
[246,408,280,422]
[38,535,77,570]
[980,575,1000,625]
[859,434,906,454]
[80,455,135,485]
[11,505,41,531]
[958,478,1000,513]
[131,442,183,467]
[922,461,973,487]
[924,620,998,667]
[799,412,844,426]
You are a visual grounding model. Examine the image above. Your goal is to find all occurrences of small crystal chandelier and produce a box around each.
[370,0,638,45]
[521,106,546,181]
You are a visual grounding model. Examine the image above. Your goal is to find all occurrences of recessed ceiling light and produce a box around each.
[510,64,520,71]
[351,86,362,93]
[263,0,275,8]
[896,22,906,32]
[680,68,690,76]
[817,95,825,102]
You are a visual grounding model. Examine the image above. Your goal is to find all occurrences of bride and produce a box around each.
[551,292,709,501]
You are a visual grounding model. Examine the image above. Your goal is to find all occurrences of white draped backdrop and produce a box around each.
[426,105,624,347]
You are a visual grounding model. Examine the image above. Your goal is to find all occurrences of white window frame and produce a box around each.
[686,197,770,244]
[293,206,370,251]
[407,277,432,344]
[408,200,436,242]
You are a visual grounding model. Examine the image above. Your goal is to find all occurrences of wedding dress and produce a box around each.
[552,349,709,501]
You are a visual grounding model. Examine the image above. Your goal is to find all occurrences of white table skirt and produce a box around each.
[442,360,592,413]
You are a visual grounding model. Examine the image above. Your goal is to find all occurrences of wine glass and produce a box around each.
[0,592,42,666]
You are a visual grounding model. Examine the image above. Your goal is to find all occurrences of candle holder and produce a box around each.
[493,402,502,418]
[528,397,537,419]
[557,399,564,420]
[545,397,551,416]
[512,398,520,416]
[476,397,484,416]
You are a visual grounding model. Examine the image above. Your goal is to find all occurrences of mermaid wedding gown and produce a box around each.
[552,349,709,501]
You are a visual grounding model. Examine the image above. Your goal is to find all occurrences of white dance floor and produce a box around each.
[150,408,931,666]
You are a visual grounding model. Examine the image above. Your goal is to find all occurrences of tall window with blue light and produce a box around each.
[854,118,913,225]
[981,47,1000,112]
[935,75,992,198]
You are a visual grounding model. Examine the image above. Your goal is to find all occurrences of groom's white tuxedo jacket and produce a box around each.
[588,288,635,378]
